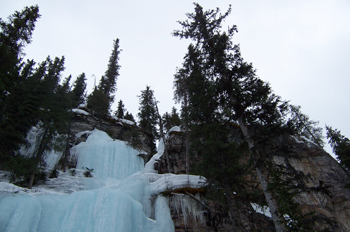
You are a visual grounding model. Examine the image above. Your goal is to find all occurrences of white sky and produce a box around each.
[1,0,349,154]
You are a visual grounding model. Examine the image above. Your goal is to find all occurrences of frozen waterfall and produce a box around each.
[0,129,174,232]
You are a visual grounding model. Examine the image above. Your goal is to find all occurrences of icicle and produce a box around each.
[169,193,206,227]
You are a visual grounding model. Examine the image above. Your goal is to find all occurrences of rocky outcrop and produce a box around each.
[157,128,350,231]
[272,138,350,231]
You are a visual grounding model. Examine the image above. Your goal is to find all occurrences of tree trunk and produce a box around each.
[184,95,190,174]
[63,119,72,172]
[223,183,240,231]
[28,171,35,189]
[237,116,287,232]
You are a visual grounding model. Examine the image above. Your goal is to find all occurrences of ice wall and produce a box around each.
[74,129,144,179]
[0,128,206,232]
[0,129,172,232]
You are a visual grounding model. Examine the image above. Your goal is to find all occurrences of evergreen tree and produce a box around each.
[288,105,324,147]
[0,5,40,104]
[71,73,87,107]
[26,56,69,188]
[173,4,292,231]
[0,6,41,164]
[124,111,135,122]
[87,39,121,117]
[162,112,171,132]
[115,99,125,118]
[137,86,158,153]
[99,38,121,103]
[326,126,350,174]
[87,87,109,118]
[162,107,181,133]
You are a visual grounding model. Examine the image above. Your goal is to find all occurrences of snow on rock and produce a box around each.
[150,174,207,195]
[110,115,136,126]
[251,203,272,218]
[72,108,90,115]
[119,118,136,126]
[168,126,181,134]
[77,103,87,108]
[74,130,92,139]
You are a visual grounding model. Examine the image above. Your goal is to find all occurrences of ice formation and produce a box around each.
[170,193,206,226]
[0,128,206,232]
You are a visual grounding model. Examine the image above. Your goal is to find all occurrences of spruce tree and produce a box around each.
[162,107,181,133]
[87,87,110,118]
[288,105,324,146]
[137,86,158,153]
[115,99,125,118]
[326,126,350,174]
[173,4,290,230]
[0,6,41,164]
[71,73,87,107]
[0,5,40,104]
[27,56,69,188]
[99,38,121,104]
[124,111,135,122]
[87,39,121,117]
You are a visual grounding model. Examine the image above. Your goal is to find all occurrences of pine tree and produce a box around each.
[71,73,87,107]
[173,4,291,230]
[326,126,350,174]
[124,111,135,122]
[27,56,69,188]
[87,87,109,118]
[0,6,41,164]
[99,38,121,104]
[0,5,40,104]
[137,86,158,153]
[288,105,324,146]
[87,39,121,117]
[115,100,125,118]
[162,107,181,133]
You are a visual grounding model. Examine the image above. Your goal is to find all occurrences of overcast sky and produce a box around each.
[1,0,349,154]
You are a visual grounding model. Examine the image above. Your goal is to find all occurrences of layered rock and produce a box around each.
[156,128,350,232]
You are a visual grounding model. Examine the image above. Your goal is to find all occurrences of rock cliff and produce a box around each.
[156,128,350,232]
[63,111,350,231]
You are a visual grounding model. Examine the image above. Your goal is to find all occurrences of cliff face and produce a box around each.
[274,139,350,231]
[62,111,350,231]
[156,129,350,232]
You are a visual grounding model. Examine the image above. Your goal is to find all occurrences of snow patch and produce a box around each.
[72,108,90,115]
[251,203,272,218]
